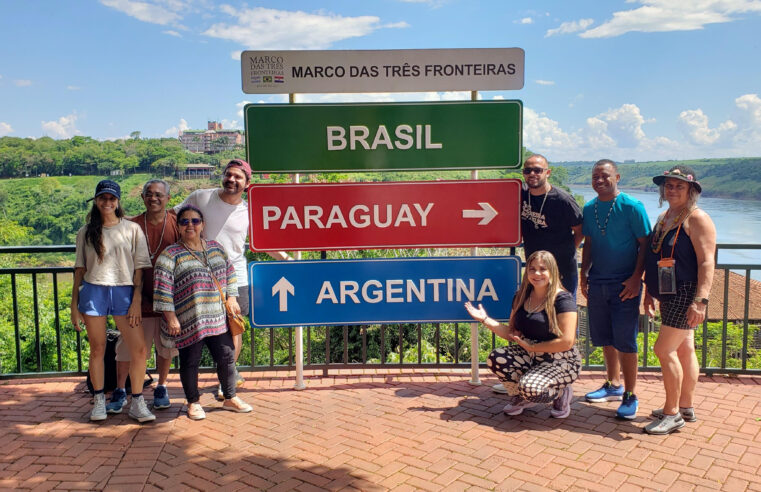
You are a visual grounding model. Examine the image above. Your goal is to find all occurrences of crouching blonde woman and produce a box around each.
[465,250,582,418]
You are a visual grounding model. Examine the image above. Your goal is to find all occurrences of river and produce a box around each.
[569,186,761,279]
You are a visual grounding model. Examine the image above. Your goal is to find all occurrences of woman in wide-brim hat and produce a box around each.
[643,166,716,435]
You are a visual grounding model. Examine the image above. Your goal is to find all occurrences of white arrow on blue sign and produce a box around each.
[249,256,521,327]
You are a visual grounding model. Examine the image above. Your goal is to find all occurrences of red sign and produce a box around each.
[248,179,521,251]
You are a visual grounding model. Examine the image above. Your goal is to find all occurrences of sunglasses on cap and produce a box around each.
[522,167,546,175]
[178,218,202,226]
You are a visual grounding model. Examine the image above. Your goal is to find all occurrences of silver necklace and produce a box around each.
[594,194,618,236]
[144,212,168,260]
[530,189,549,229]
[526,292,546,313]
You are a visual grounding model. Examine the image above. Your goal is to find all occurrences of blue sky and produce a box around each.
[1,0,760,162]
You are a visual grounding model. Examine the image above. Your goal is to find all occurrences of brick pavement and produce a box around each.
[0,369,759,491]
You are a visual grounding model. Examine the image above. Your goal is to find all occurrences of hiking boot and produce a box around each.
[153,386,171,410]
[502,395,534,416]
[644,413,685,435]
[551,385,573,419]
[128,395,156,423]
[105,388,127,414]
[585,381,624,402]
[90,393,107,421]
[187,402,206,420]
[223,396,253,413]
[492,383,508,394]
[651,407,696,422]
[616,392,639,420]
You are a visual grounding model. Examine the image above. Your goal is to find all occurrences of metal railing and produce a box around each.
[1,244,759,379]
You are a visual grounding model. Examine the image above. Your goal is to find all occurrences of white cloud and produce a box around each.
[14,79,32,87]
[67,85,81,91]
[41,113,80,139]
[203,7,407,50]
[592,103,651,148]
[163,118,188,136]
[0,122,13,136]
[546,18,594,37]
[518,17,533,24]
[523,107,576,151]
[536,80,555,86]
[678,108,736,145]
[730,93,761,147]
[220,119,240,130]
[99,0,183,26]
[580,0,761,38]
[735,93,761,125]
[162,30,182,37]
[236,100,253,119]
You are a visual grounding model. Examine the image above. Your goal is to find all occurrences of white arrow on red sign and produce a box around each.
[462,202,498,225]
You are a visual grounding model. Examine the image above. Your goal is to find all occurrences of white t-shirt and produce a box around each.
[74,219,152,286]
[176,188,249,286]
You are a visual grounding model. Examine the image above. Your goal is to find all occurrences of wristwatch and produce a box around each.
[693,296,709,305]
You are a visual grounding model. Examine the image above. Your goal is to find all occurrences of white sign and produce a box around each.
[241,48,524,94]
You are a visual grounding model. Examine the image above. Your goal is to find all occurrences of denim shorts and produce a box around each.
[587,281,641,353]
[77,281,134,317]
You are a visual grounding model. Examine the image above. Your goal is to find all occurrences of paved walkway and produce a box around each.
[1,369,759,491]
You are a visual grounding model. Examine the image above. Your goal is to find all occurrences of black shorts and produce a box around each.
[660,281,697,329]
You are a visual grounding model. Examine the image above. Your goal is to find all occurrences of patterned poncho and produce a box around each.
[153,240,237,349]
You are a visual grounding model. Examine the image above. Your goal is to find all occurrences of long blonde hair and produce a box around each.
[512,251,564,337]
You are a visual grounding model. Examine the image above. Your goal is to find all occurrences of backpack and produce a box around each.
[86,330,154,394]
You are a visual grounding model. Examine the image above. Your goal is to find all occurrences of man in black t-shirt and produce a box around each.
[520,154,583,296]
[493,154,583,395]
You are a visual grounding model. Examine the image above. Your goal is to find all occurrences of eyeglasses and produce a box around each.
[144,193,166,199]
[178,218,202,226]
[523,167,546,175]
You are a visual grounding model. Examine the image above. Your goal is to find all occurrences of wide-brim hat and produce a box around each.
[88,179,121,201]
[652,168,702,193]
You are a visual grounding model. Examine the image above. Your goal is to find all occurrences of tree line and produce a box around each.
[0,135,243,178]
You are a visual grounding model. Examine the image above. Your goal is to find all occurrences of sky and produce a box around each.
[1,0,760,163]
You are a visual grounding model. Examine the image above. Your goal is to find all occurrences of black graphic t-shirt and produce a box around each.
[520,184,583,288]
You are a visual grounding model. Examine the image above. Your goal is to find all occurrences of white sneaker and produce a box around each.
[128,395,156,423]
[492,383,508,394]
[90,393,107,421]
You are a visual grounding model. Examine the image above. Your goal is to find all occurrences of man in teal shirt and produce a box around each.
[580,159,651,420]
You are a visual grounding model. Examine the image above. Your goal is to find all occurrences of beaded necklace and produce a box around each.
[650,207,692,253]
[594,194,618,236]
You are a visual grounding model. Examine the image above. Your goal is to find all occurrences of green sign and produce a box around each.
[244,101,522,173]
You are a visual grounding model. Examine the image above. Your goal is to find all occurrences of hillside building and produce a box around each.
[179,121,243,154]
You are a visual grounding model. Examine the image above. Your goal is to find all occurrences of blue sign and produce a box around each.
[248,256,521,327]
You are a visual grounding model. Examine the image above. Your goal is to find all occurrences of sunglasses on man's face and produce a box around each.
[522,167,546,175]
[178,218,202,226]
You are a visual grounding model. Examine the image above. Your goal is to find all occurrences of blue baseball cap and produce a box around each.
[88,179,121,201]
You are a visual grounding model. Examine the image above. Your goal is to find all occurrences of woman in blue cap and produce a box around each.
[70,179,155,423]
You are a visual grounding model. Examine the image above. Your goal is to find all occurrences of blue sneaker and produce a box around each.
[153,385,171,410]
[616,392,639,420]
[585,381,624,402]
[106,388,127,414]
